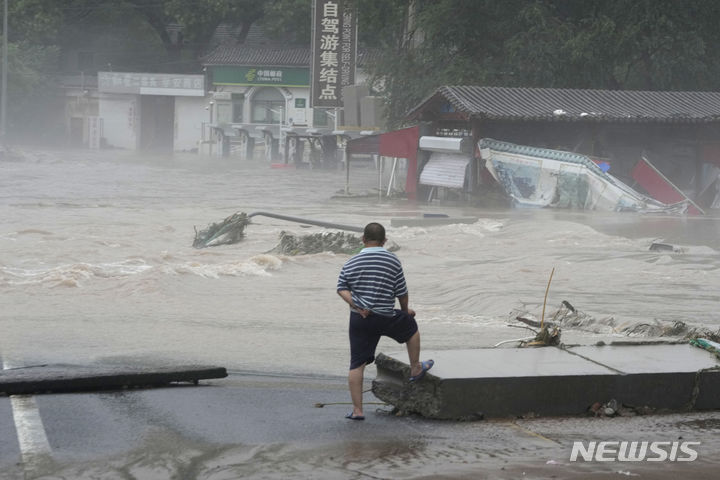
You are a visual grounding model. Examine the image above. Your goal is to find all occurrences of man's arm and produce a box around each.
[397,294,415,317]
[338,289,370,318]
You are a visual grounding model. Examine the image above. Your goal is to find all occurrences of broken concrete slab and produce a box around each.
[0,364,227,395]
[372,344,720,420]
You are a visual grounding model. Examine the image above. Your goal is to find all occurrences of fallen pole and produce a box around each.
[194,211,364,248]
[247,211,363,233]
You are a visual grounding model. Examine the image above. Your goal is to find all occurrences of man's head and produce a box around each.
[362,222,386,246]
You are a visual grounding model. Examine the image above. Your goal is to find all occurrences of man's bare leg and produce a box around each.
[348,363,366,417]
[406,331,423,377]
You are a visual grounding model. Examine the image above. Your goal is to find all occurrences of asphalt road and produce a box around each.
[1,373,720,479]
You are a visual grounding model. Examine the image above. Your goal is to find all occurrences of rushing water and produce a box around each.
[1,148,719,377]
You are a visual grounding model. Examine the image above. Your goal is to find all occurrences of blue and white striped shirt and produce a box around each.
[337,246,408,316]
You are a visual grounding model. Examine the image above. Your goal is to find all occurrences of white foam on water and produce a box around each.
[0,260,154,288]
[1,149,719,376]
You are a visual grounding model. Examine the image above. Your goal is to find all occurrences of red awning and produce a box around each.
[379,126,419,160]
[631,157,703,215]
[346,126,420,199]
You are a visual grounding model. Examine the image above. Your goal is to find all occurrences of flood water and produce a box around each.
[1,149,719,376]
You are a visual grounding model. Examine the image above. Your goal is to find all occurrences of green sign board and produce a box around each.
[211,66,310,87]
[295,98,307,108]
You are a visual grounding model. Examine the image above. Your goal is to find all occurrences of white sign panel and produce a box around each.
[98,72,205,97]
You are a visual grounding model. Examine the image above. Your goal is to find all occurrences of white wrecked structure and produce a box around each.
[479,138,688,213]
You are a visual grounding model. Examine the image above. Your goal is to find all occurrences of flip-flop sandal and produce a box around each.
[409,359,434,382]
[345,412,365,420]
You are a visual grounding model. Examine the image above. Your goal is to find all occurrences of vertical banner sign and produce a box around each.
[311,0,357,108]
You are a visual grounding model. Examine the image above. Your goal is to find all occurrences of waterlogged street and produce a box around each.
[1,373,720,480]
[1,148,720,478]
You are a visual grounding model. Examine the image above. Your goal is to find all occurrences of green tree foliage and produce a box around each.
[163,0,266,60]
[5,0,720,135]
[1,0,64,134]
[261,0,312,43]
[365,0,720,126]
[503,0,720,90]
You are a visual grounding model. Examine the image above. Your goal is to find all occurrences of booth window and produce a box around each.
[251,87,284,123]
[232,93,244,123]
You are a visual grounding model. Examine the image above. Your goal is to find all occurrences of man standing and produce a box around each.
[337,222,433,420]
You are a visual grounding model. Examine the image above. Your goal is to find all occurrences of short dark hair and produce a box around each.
[363,222,386,242]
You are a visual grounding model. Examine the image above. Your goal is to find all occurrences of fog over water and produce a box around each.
[1,149,719,376]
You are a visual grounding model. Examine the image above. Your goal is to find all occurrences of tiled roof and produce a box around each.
[202,24,378,68]
[203,46,310,66]
[410,86,720,123]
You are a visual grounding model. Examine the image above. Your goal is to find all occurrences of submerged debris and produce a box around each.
[193,211,400,253]
[193,211,366,248]
[479,138,689,213]
[269,231,363,255]
[193,212,250,248]
[512,300,720,340]
[527,324,562,347]
[269,231,400,255]
[649,242,687,253]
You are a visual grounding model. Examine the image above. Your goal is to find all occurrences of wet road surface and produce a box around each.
[1,373,720,479]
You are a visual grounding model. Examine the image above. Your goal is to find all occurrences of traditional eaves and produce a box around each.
[203,46,310,67]
[202,24,379,68]
[408,86,720,123]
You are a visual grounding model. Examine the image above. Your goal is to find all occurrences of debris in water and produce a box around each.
[269,231,400,255]
[193,211,401,253]
[527,324,561,347]
[193,211,365,248]
[193,212,249,248]
[269,231,363,255]
[512,300,720,341]
[649,242,686,253]
[479,138,689,213]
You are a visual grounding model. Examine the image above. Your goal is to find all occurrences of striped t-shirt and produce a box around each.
[337,246,408,316]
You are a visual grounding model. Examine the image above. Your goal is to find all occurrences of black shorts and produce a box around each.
[349,309,418,370]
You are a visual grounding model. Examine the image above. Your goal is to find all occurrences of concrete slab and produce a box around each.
[568,344,720,411]
[418,348,616,379]
[372,344,720,420]
[390,216,478,228]
[568,344,718,374]
[0,364,227,395]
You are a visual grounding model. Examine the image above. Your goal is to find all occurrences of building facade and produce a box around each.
[97,71,206,152]
[201,25,376,164]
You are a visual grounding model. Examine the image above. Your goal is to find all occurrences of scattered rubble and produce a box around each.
[588,398,656,417]
[511,300,720,341]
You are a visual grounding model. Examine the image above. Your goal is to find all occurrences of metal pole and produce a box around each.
[246,211,363,232]
[378,155,385,202]
[1,0,7,143]
[387,157,398,197]
[345,149,350,195]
